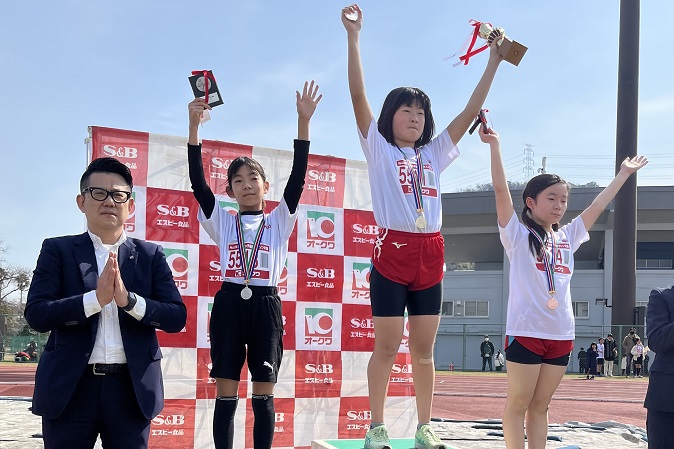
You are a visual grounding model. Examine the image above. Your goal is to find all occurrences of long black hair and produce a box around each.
[521,173,569,257]
[377,87,435,148]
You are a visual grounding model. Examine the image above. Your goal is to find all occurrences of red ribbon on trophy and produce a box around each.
[457,20,491,66]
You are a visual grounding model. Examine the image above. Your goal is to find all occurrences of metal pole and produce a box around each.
[611,0,640,326]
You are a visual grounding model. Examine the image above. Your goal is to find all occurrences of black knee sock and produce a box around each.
[251,394,275,449]
[213,396,238,449]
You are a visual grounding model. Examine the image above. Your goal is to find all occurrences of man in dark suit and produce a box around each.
[644,286,674,448]
[25,157,187,449]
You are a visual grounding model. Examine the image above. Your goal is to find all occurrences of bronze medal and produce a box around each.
[547,298,558,310]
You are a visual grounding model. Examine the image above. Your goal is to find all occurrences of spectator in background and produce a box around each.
[623,327,640,377]
[25,341,38,360]
[621,354,627,376]
[495,349,505,371]
[603,334,618,377]
[644,286,674,447]
[631,337,646,378]
[644,348,650,376]
[597,337,605,376]
[480,335,495,371]
[586,342,598,380]
[577,347,587,374]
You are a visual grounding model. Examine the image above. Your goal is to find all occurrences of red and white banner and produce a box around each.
[88,126,416,449]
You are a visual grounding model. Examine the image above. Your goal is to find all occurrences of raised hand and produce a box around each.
[296,80,323,121]
[341,4,362,33]
[620,155,649,175]
[487,32,505,63]
[479,125,500,145]
[188,98,211,129]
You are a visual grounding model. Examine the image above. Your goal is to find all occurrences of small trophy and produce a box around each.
[478,23,527,66]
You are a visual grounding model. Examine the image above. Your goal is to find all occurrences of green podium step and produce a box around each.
[311,439,415,449]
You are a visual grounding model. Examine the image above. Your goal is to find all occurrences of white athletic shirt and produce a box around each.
[198,199,297,286]
[358,118,459,233]
[597,343,605,359]
[499,211,589,340]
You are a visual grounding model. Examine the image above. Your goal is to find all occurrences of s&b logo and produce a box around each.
[103,145,138,159]
[346,410,371,421]
[305,363,334,374]
[351,224,379,235]
[164,248,189,290]
[308,170,337,183]
[306,267,336,279]
[152,414,185,426]
[157,204,190,217]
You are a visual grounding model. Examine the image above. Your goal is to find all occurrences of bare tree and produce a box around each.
[0,240,33,310]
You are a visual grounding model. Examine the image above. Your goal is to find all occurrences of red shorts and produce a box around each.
[506,336,574,360]
[372,228,444,291]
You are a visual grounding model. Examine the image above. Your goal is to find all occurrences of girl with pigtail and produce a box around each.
[482,124,647,449]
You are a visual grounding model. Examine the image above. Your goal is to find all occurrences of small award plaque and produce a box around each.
[188,70,224,107]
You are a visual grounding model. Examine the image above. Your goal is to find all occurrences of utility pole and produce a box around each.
[523,144,534,180]
[612,0,640,326]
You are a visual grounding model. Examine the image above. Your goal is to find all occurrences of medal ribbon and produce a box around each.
[235,214,266,284]
[457,20,490,66]
[396,147,425,213]
[191,70,217,104]
[526,227,556,294]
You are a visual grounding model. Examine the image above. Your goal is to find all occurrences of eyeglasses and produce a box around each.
[81,187,132,204]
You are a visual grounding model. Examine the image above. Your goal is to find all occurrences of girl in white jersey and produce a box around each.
[342,4,504,449]
[187,81,322,449]
[483,125,647,449]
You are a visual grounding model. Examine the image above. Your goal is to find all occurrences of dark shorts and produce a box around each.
[597,357,604,364]
[505,336,572,366]
[634,355,643,364]
[369,265,442,317]
[209,282,283,383]
[372,229,444,291]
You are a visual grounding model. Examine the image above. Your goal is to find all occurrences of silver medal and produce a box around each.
[241,286,253,300]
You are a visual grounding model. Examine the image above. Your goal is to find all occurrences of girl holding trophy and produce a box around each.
[341,4,504,448]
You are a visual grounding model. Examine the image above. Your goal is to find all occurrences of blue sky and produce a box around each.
[0,1,671,269]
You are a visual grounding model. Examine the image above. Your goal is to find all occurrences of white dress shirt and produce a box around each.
[83,230,147,364]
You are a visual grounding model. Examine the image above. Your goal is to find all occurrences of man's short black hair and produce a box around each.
[80,157,133,191]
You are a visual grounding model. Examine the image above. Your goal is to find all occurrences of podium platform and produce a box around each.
[311,439,415,449]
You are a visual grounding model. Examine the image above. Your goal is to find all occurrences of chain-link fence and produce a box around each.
[0,314,49,362]
[0,314,649,374]
[435,323,649,373]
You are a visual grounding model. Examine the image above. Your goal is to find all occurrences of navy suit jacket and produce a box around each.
[25,233,187,420]
[644,286,674,413]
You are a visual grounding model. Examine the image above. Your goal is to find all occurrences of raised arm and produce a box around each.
[187,98,215,218]
[579,156,648,230]
[284,81,322,214]
[447,40,503,145]
[342,4,374,137]
[482,126,514,227]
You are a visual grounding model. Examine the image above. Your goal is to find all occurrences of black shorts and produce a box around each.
[209,282,283,383]
[505,338,570,366]
[369,265,442,317]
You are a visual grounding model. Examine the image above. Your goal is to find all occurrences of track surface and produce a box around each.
[0,365,648,428]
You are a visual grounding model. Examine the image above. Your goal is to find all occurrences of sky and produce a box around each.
[1,1,672,270]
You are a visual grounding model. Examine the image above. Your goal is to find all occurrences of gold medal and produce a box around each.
[415,214,427,229]
[547,298,558,310]
[241,285,253,300]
